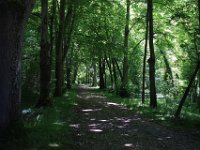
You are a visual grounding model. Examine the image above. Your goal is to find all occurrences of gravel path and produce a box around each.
[69,85,200,150]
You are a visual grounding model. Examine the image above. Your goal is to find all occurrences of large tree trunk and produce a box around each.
[63,4,75,63]
[112,58,118,90]
[66,45,74,89]
[99,58,106,89]
[72,62,78,84]
[148,0,157,108]
[142,9,149,104]
[105,57,114,89]
[66,58,72,89]
[122,0,130,88]
[175,60,200,118]
[37,0,51,107]
[0,0,35,128]
[92,62,97,87]
[197,0,200,108]
[160,50,174,86]
[54,0,66,96]
[113,58,123,81]
[49,0,56,67]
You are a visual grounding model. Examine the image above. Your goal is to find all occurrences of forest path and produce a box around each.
[69,85,200,150]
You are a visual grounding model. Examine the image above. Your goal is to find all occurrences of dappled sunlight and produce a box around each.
[53,121,66,126]
[82,108,102,112]
[121,133,130,137]
[124,143,135,148]
[105,102,128,110]
[89,129,103,133]
[48,143,60,148]
[99,119,108,122]
[69,124,80,129]
[69,86,200,150]
[85,95,105,99]
[88,123,101,128]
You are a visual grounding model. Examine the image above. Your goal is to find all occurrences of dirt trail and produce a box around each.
[69,85,200,150]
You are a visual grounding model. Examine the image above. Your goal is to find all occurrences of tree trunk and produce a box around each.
[175,60,200,118]
[122,0,130,88]
[66,57,72,89]
[160,50,174,86]
[113,58,123,81]
[105,57,114,89]
[199,0,200,29]
[92,62,97,87]
[112,58,118,90]
[99,58,105,89]
[148,0,157,108]
[49,0,56,67]
[142,8,149,104]
[0,0,35,128]
[63,4,75,63]
[54,0,66,96]
[72,63,78,84]
[36,0,52,107]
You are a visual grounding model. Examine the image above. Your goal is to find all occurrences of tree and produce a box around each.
[36,0,52,107]
[0,0,35,128]
[122,0,131,89]
[174,0,200,118]
[54,0,66,96]
[148,0,157,108]
[142,4,149,104]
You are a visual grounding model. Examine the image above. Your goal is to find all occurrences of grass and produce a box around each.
[0,89,77,150]
[101,90,200,131]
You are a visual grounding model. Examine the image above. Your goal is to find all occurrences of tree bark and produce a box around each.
[63,4,75,63]
[92,62,97,87]
[0,0,35,128]
[160,49,174,86]
[148,0,157,108]
[99,57,106,89]
[37,0,51,107]
[49,0,56,67]
[54,0,66,96]
[72,62,78,84]
[105,57,114,89]
[113,58,123,81]
[175,60,200,118]
[142,8,149,104]
[112,58,118,90]
[66,57,72,89]
[122,0,130,88]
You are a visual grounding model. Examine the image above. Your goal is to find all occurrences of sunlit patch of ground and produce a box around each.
[69,85,200,150]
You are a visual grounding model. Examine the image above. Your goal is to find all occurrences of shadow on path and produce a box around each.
[70,85,200,150]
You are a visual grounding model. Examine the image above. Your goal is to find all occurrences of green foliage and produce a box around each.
[0,90,77,149]
[117,85,132,98]
[102,90,200,130]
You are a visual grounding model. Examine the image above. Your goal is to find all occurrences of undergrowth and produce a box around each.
[101,90,200,131]
[0,89,77,150]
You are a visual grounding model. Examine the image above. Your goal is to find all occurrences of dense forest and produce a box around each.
[0,0,200,149]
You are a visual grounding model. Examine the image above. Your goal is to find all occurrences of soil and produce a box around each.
[69,85,200,150]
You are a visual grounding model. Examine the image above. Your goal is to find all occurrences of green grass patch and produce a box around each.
[0,89,77,150]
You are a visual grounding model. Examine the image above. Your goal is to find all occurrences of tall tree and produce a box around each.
[54,0,66,96]
[175,60,200,118]
[175,0,200,118]
[148,0,157,108]
[99,57,106,89]
[36,0,51,107]
[0,0,35,128]
[122,0,130,88]
[142,5,149,104]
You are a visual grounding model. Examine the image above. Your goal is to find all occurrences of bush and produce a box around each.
[116,85,131,98]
